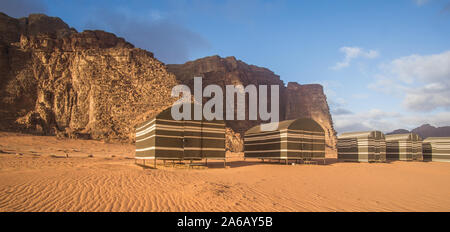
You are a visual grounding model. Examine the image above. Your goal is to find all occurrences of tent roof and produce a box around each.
[338,131,385,139]
[156,103,225,124]
[423,137,450,142]
[246,118,324,134]
[385,133,422,142]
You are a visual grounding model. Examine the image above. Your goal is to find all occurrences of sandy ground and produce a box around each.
[0,132,449,212]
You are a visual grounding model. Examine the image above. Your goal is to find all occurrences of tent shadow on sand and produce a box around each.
[134,162,157,170]
[135,158,401,170]
[335,159,397,165]
[206,158,337,169]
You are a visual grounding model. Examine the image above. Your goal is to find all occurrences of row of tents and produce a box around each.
[135,105,450,167]
[337,131,449,162]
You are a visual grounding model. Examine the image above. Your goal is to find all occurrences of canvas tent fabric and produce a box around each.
[244,118,326,161]
[337,131,386,162]
[135,104,226,162]
[385,133,423,161]
[422,137,450,162]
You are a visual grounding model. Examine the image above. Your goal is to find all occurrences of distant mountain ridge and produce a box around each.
[387,124,450,139]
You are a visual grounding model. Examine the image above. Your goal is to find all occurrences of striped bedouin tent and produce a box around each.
[385,133,423,161]
[422,137,450,162]
[337,131,386,162]
[135,104,226,168]
[244,118,326,164]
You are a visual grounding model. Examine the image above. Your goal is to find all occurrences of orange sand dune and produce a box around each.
[0,132,449,212]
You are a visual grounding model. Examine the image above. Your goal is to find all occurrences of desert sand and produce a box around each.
[0,132,449,212]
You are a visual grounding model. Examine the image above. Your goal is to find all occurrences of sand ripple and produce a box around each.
[1,132,450,212]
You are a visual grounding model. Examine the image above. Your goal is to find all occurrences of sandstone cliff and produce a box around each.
[167,55,287,134]
[0,13,336,153]
[0,13,178,142]
[167,56,337,152]
[284,82,336,150]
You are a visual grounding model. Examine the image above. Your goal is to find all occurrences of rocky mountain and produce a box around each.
[167,55,287,134]
[284,82,336,150]
[388,124,450,139]
[0,13,336,153]
[167,57,336,150]
[0,13,178,141]
[387,129,410,135]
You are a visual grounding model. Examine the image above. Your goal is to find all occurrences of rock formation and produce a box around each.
[167,55,287,134]
[0,13,178,142]
[284,82,336,150]
[0,13,336,153]
[168,56,337,152]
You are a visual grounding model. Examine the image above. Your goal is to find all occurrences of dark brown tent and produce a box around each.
[385,133,423,161]
[423,137,450,162]
[244,118,326,164]
[337,131,386,162]
[135,104,226,167]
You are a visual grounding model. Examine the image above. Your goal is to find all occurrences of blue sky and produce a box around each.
[2,0,450,133]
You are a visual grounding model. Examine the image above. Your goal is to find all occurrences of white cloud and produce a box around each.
[388,51,450,83]
[332,46,379,70]
[370,50,450,112]
[333,50,450,134]
[401,112,450,127]
[334,109,401,134]
[332,108,353,116]
[368,74,408,95]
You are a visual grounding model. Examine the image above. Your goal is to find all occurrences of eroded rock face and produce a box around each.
[285,82,336,151]
[167,55,287,134]
[0,13,336,153]
[0,13,74,44]
[0,13,177,142]
[168,57,337,153]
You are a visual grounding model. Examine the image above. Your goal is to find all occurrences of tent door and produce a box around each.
[182,121,203,160]
[300,133,313,161]
[182,121,185,160]
[374,139,381,161]
[298,132,304,160]
[306,134,313,160]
